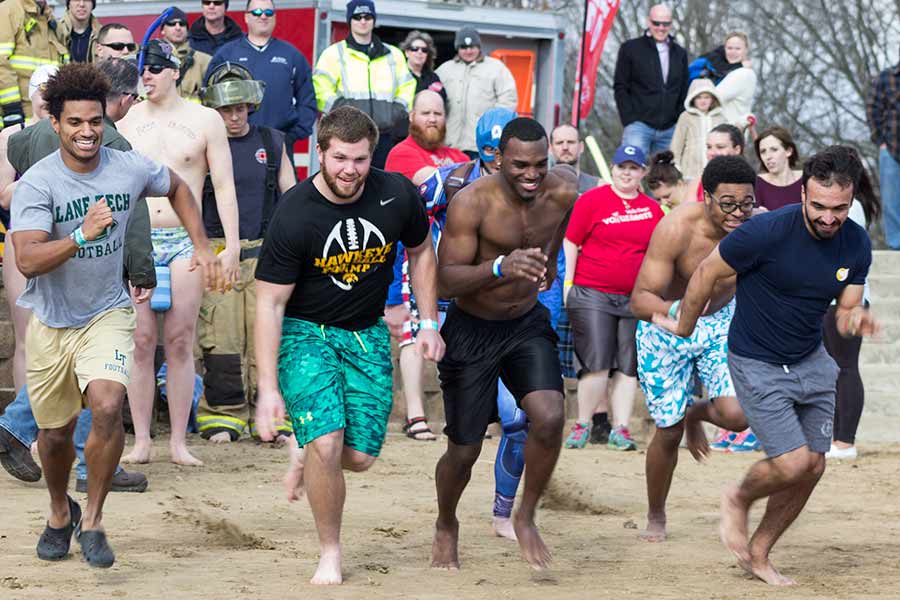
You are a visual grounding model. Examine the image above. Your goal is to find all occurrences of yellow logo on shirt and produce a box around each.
[836,268,849,282]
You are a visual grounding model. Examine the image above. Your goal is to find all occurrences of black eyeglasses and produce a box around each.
[143,64,168,75]
[351,14,374,21]
[651,20,672,27]
[100,42,137,52]
[708,193,755,214]
[407,46,429,53]
[247,8,275,17]
[202,0,225,5]
[164,20,187,27]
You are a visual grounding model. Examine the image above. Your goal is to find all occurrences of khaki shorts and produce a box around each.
[26,308,136,429]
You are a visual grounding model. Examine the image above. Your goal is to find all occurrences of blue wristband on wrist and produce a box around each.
[419,319,439,332]
[668,299,681,319]
[492,255,505,278]
[70,226,87,248]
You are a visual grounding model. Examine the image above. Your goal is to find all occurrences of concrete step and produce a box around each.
[872,249,900,272]
[859,338,900,364]
[860,365,900,396]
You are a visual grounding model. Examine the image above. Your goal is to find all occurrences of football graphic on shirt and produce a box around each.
[318,217,393,291]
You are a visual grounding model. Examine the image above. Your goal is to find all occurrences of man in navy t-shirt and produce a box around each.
[657,146,877,586]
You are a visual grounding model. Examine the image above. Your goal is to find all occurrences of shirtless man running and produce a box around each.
[630,155,757,542]
[432,117,577,570]
[118,40,240,466]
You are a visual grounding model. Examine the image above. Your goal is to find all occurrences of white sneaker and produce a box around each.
[825,444,858,460]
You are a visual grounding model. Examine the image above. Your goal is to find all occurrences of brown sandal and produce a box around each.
[403,417,437,441]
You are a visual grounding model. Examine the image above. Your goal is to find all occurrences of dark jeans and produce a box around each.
[822,305,864,444]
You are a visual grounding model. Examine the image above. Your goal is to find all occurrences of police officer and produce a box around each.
[196,63,297,442]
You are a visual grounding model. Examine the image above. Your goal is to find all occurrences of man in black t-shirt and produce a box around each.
[195,63,297,444]
[254,106,444,586]
[659,147,877,586]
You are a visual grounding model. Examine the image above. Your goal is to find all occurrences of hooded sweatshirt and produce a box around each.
[670,78,726,179]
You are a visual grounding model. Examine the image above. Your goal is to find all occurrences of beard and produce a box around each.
[555,155,578,166]
[410,120,446,151]
[321,166,364,199]
[803,202,843,239]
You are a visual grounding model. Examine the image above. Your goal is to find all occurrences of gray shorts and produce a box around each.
[728,345,839,457]
[566,285,637,377]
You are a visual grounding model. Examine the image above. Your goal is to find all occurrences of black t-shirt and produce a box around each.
[255,168,429,330]
[203,126,284,240]
[720,204,871,364]
[69,26,92,63]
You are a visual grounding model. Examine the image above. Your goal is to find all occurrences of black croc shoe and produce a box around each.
[36,495,81,561]
[75,524,116,568]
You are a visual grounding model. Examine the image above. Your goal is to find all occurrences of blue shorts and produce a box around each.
[636,300,736,428]
[151,227,194,266]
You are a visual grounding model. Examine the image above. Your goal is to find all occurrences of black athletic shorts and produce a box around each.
[438,302,564,445]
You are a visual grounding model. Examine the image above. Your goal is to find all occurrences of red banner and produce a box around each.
[572,0,620,125]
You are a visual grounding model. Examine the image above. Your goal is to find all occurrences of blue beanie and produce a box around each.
[476,107,518,163]
[346,0,376,23]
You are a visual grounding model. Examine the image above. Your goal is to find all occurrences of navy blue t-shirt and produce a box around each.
[719,204,871,364]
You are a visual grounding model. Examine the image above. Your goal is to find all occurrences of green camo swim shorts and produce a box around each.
[278,317,393,456]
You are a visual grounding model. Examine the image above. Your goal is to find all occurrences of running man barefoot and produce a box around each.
[630,156,757,542]
[10,64,219,568]
[254,107,444,585]
[118,40,241,466]
[431,118,577,570]
[658,146,877,585]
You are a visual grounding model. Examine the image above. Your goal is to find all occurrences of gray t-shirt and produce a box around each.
[11,148,170,328]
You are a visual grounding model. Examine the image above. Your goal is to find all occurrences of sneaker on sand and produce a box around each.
[710,430,737,452]
[825,444,858,460]
[565,421,591,449]
[76,469,148,493]
[727,430,761,453]
[607,426,637,451]
[0,428,42,482]
[590,421,611,445]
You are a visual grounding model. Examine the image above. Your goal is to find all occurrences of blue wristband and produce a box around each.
[70,226,87,248]
[419,319,439,331]
[668,299,681,319]
[492,255,505,278]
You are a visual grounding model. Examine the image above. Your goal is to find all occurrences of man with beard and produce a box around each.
[630,155,756,543]
[431,118,577,570]
[656,146,876,586]
[254,106,444,585]
[549,123,599,194]
[385,90,468,185]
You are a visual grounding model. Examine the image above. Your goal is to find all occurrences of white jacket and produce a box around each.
[436,54,518,151]
[716,67,757,128]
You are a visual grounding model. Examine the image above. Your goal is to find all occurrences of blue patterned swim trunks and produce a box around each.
[636,300,736,428]
[151,227,194,266]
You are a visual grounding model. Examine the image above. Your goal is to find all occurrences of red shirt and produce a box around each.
[384,136,468,181]
[565,184,664,295]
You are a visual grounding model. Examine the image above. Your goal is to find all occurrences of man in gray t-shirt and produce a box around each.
[10,63,221,569]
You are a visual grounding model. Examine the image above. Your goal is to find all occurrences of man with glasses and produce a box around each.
[160,7,212,102]
[118,40,241,467]
[613,3,689,157]
[435,26,518,160]
[94,24,138,61]
[58,0,103,63]
[190,0,243,57]
[207,0,316,152]
[313,0,415,168]
[630,155,756,543]
[1,58,153,494]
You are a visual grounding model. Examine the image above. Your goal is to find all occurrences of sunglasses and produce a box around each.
[351,14,374,21]
[101,42,137,52]
[651,20,672,27]
[164,20,187,27]
[202,0,225,5]
[143,64,169,75]
[708,193,755,214]
[247,8,275,17]
[407,46,429,54]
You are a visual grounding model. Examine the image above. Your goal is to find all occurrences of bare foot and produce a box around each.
[492,516,517,541]
[685,414,710,462]
[513,512,551,570]
[310,547,342,585]
[284,444,306,502]
[121,441,151,464]
[431,519,460,569]
[170,444,203,467]
[748,557,797,586]
[719,485,750,565]
[208,432,232,444]
[639,516,667,542]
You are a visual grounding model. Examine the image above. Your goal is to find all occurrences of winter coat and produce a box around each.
[172,40,211,103]
[670,78,726,179]
[436,54,518,152]
[189,16,243,57]
[57,12,102,63]
[613,32,689,130]
[716,67,757,129]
